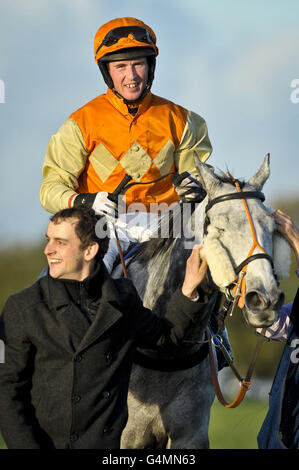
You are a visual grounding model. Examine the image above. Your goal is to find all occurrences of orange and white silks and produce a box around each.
[40,88,212,214]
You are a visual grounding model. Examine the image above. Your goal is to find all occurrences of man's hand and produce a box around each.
[181,246,208,299]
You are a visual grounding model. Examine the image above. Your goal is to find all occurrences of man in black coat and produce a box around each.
[0,206,210,449]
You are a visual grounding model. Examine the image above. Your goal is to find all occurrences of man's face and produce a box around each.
[44,218,88,281]
[108,57,149,101]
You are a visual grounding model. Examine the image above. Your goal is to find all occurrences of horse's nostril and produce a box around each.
[245,291,269,310]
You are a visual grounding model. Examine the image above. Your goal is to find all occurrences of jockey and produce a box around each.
[40,17,213,271]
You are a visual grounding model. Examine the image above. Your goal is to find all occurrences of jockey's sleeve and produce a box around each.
[40,118,89,214]
[174,110,212,178]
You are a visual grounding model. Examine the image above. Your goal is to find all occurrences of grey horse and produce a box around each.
[112,154,290,449]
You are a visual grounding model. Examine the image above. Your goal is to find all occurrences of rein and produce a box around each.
[207,327,266,408]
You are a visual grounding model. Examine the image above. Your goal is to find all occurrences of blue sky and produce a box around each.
[0,0,298,246]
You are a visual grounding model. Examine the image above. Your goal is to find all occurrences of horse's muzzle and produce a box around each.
[244,289,285,327]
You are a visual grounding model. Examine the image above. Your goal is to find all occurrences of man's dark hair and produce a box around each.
[50,207,109,260]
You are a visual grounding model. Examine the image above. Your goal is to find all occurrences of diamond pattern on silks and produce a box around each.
[89,140,176,183]
[89,143,119,183]
[120,141,152,182]
[153,139,175,176]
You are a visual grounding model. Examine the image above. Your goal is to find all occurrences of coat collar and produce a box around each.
[46,262,120,310]
[76,264,126,351]
[77,277,124,352]
[42,262,125,352]
[105,87,153,118]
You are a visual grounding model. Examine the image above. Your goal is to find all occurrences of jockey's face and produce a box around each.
[108,57,149,101]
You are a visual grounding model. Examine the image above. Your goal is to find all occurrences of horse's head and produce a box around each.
[195,154,291,328]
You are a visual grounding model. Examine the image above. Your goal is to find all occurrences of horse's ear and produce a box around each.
[248,154,270,190]
[194,152,221,196]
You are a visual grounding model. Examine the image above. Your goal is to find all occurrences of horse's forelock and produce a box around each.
[217,173,246,188]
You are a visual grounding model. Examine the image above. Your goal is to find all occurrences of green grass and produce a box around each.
[0,434,6,449]
[209,398,269,449]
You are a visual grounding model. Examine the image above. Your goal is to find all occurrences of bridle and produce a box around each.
[205,172,274,317]
[204,172,273,408]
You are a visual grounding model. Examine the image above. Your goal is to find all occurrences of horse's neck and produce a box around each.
[142,201,207,310]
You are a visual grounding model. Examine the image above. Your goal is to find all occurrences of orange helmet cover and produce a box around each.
[94,17,159,63]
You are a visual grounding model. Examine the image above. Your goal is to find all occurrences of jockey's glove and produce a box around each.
[173,171,205,202]
[92,192,120,217]
[74,191,123,218]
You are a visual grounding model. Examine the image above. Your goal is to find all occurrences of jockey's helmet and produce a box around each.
[94,17,159,98]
